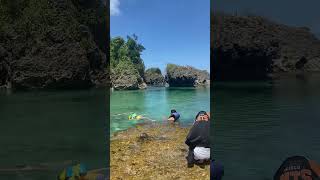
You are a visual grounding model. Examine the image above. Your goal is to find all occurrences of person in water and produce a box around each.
[58,163,87,180]
[128,113,143,120]
[274,155,320,180]
[185,111,210,167]
[168,109,180,122]
[58,163,105,180]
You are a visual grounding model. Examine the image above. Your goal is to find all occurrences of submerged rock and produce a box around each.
[138,132,150,142]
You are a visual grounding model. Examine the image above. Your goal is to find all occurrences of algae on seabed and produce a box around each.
[110,123,210,180]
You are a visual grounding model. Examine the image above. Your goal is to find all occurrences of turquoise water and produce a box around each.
[110,87,210,133]
[0,89,107,180]
[212,74,320,179]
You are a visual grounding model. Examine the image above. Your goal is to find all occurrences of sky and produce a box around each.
[212,0,320,38]
[110,0,210,73]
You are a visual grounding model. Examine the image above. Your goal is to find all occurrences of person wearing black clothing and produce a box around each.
[211,160,224,180]
[185,111,210,167]
[274,156,320,180]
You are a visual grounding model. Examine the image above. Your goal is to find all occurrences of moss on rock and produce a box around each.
[110,123,210,180]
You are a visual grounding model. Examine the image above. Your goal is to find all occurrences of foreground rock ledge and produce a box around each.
[110,123,210,180]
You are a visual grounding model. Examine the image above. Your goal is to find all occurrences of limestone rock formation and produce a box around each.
[166,64,209,87]
[212,13,320,80]
[144,68,165,86]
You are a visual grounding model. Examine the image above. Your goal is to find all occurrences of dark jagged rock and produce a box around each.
[0,45,10,88]
[110,60,146,90]
[144,68,165,86]
[137,132,151,142]
[166,64,210,87]
[0,0,108,90]
[212,13,320,81]
[111,70,139,90]
[111,70,146,90]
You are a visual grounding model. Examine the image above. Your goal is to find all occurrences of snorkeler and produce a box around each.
[57,163,87,180]
[57,163,106,180]
[128,113,157,122]
[128,113,143,120]
[168,109,181,122]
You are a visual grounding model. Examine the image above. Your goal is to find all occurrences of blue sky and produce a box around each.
[110,0,210,73]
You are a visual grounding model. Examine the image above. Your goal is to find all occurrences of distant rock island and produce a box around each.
[111,63,210,90]
[110,36,209,90]
[144,68,165,86]
[165,64,210,87]
[212,13,320,81]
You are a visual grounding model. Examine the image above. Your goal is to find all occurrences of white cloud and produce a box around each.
[110,0,120,16]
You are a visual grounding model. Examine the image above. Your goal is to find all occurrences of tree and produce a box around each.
[126,34,145,77]
[110,34,145,77]
[110,37,125,67]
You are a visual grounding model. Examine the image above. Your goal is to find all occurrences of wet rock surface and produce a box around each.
[212,13,320,81]
[110,123,210,179]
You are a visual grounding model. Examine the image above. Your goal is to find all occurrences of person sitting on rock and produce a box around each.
[168,109,180,122]
[185,111,210,167]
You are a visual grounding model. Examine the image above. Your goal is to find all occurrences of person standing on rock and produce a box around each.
[167,109,181,122]
[185,111,210,167]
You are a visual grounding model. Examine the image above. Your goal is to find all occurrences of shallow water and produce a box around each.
[0,89,107,179]
[110,87,210,133]
[212,74,320,179]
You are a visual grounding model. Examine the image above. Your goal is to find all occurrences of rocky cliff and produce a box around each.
[110,35,147,90]
[0,0,108,89]
[166,64,210,87]
[144,68,165,86]
[212,13,320,81]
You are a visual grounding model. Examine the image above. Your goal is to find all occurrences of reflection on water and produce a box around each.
[212,74,320,180]
[110,87,210,133]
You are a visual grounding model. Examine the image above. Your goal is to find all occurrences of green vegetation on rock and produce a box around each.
[111,123,210,179]
[144,68,165,86]
[110,35,146,90]
[0,0,108,89]
[145,68,161,75]
[110,35,145,76]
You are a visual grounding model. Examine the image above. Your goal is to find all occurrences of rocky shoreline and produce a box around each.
[111,64,210,90]
[110,122,210,179]
[3,5,320,90]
